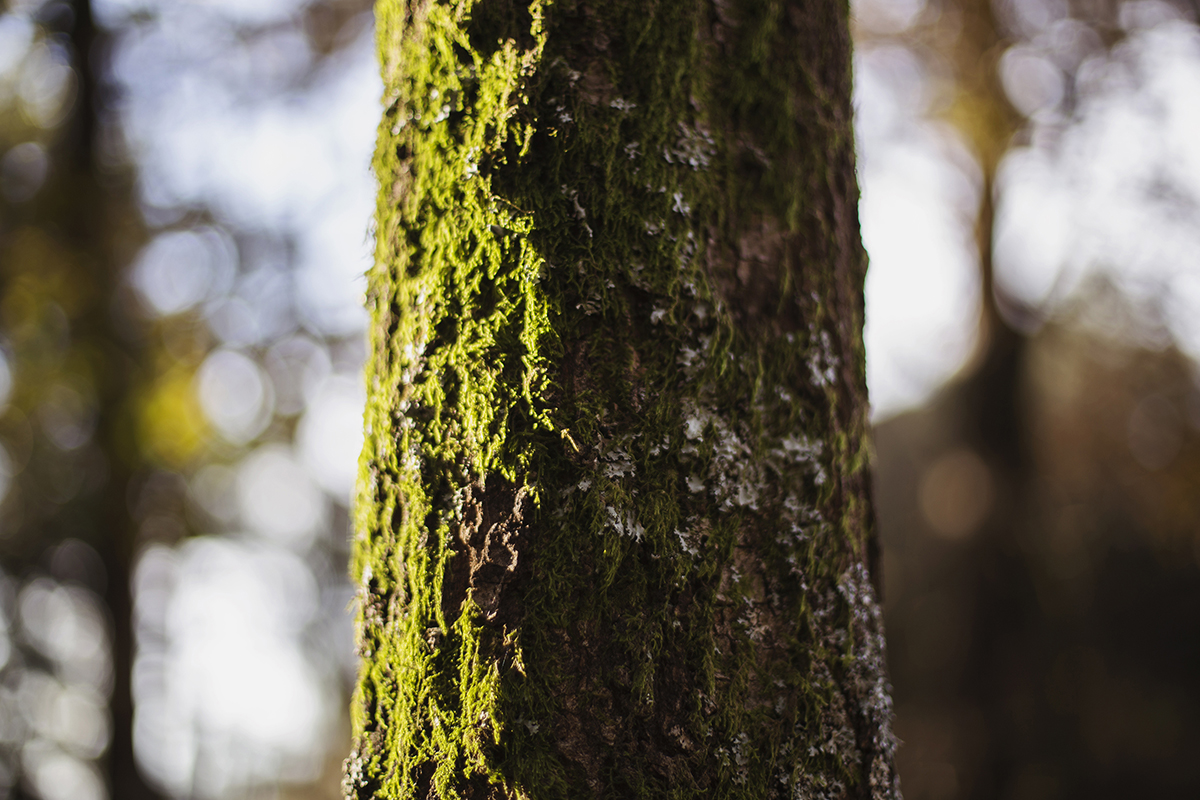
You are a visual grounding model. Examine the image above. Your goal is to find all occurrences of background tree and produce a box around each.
[347,1,898,798]
[0,1,161,797]
[858,0,1200,796]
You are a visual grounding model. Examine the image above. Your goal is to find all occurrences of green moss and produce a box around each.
[347,0,896,798]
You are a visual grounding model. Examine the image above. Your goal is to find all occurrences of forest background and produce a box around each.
[1,0,1199,799]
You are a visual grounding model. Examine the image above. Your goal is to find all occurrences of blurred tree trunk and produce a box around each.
[346,1,900,798]
[864,0,1038,792]
[944,4,1037,790]
[48,2,162,798]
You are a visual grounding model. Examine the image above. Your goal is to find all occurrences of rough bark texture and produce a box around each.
[347,1,899,798]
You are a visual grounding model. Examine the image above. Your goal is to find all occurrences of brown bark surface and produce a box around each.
[349,1,900,797]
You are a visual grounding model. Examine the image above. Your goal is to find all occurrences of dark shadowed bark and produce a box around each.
[347,1,899,798]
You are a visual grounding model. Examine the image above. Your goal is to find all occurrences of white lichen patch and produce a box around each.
[733,482,758,507]
[463,146,480,178]
[767,564,901,799]
[731,731,751,785]
[572,433,650,543]
[778,434,819,462]
[675,528,699,557]
[402,440,422,476]
[672,191,691,216]
[342,749,368,797]
[601,446,634,479]
[575,291,601,315]
[605,505,645,541]
[837,563,900,798]
[808,328,838,389]
[678,400,763,510]
[515,717,541,734]
[676,230,697,270]
[662,121,716,169]
[771,434,828,488]
[561,185,593,239]
[736,598,767,643]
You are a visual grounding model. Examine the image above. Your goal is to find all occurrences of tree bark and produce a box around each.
[348,1,899,798]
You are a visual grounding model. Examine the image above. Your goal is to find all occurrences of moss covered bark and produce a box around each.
[348,0,899,798]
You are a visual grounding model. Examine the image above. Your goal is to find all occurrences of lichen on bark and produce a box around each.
[348,0,899,798]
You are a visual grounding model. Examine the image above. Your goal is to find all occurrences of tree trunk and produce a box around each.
[347,1,899,798]
[0,1,163,797]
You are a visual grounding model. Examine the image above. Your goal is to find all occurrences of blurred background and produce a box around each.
[0,0,374,798]
[856,0,1200,797]
[0,0,1197,799]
